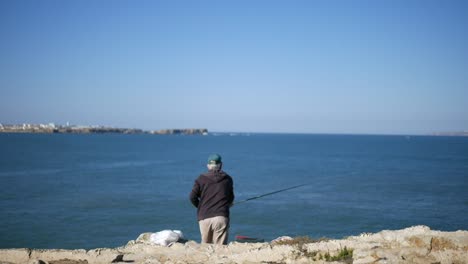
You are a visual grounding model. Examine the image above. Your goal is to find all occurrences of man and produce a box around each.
[189,154,235,245]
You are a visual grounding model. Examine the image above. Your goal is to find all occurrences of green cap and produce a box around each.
[207,154,222,164]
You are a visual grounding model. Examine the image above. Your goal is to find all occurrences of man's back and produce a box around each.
[190,153,234,245]
[190,169,234,221]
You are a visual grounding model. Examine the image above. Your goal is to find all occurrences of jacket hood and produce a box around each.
[201,170,229,183]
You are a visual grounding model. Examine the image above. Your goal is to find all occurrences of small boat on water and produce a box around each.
[235,235,265,243]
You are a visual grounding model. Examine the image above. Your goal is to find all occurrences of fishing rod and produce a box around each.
[233,183,310,205]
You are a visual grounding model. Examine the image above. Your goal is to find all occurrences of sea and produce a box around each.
[0,133,467,249]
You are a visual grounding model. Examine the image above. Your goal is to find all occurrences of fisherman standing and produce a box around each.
[189,154,235,245]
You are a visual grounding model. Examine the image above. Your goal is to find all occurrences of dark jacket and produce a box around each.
[189,169,234,221]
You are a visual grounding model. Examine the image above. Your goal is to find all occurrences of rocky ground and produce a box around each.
[1,226,467,264]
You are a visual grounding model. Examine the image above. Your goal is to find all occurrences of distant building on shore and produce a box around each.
[0,123,208,135]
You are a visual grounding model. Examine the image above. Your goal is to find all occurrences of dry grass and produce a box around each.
[272,236,330,247]
[272,237,353,263]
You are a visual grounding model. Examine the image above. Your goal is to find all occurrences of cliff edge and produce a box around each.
[1,226,467,264]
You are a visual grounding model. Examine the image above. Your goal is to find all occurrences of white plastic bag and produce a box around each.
[150,230,184,246]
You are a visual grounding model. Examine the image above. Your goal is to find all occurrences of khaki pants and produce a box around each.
[199,216,229,245]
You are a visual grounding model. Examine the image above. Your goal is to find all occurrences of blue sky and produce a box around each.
[1,0,467,134]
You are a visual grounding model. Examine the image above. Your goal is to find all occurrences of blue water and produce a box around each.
[0,133,467,249]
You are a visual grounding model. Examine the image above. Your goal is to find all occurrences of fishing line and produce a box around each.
[233,183,310,205]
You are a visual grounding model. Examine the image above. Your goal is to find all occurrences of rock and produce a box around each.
[29,260,48,264]
[111,254,124,263]
[1,226,467,263]
[0,248,31,264]
[135,232,153,244]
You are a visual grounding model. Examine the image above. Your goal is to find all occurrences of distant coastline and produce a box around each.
[1,123,467,137]
[0,123,208,135]
[432,131,468,137]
